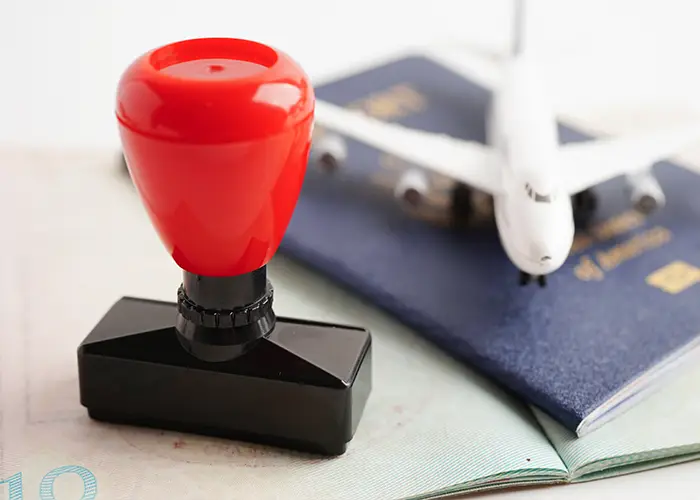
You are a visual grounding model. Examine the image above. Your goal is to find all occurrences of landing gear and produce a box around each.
[572,189,598,228]
[519,271,530,286]
[519,271,547,287]
[449,182,474,229]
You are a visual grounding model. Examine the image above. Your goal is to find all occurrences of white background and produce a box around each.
[2,0,700,151]
[1,0,700,498]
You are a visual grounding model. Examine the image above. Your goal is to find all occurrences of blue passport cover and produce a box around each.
[279,55,700,434]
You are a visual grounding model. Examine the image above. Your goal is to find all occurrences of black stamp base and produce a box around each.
[77,296,372,456]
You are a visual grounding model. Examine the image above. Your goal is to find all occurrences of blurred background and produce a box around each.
[1,0,700,153]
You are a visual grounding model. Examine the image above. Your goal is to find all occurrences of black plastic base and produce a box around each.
[77,297,372,456]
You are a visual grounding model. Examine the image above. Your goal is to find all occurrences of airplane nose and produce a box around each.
[530,242,553,263]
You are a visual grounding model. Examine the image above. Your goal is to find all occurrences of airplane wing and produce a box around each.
[559,123,700,194]
[313,99,503,194]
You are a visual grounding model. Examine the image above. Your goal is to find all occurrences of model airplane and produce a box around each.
[309,0,700,287]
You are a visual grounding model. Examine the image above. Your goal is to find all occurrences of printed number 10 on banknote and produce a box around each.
[1,465,96,499]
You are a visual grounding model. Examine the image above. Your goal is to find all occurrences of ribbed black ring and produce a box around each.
[176,282,274,329]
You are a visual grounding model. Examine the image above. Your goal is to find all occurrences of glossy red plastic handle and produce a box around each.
[116,38,314,276]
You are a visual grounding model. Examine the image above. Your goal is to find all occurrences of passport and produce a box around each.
[280,54,700,437]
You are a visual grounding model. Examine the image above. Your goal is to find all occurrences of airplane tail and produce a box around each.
[511,0,527,57]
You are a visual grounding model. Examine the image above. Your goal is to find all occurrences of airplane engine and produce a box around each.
[394,169,430,208]
[626,171,666,214]
[310,133,347,173]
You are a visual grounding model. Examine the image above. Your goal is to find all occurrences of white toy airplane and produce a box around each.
[309,0,700,287]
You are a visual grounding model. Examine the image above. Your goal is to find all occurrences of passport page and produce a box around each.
[534,360,700,483]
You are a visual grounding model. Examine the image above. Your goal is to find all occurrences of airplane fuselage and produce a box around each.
[487,55,575,277]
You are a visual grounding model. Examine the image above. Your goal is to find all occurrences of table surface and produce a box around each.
[3,0,700,498]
